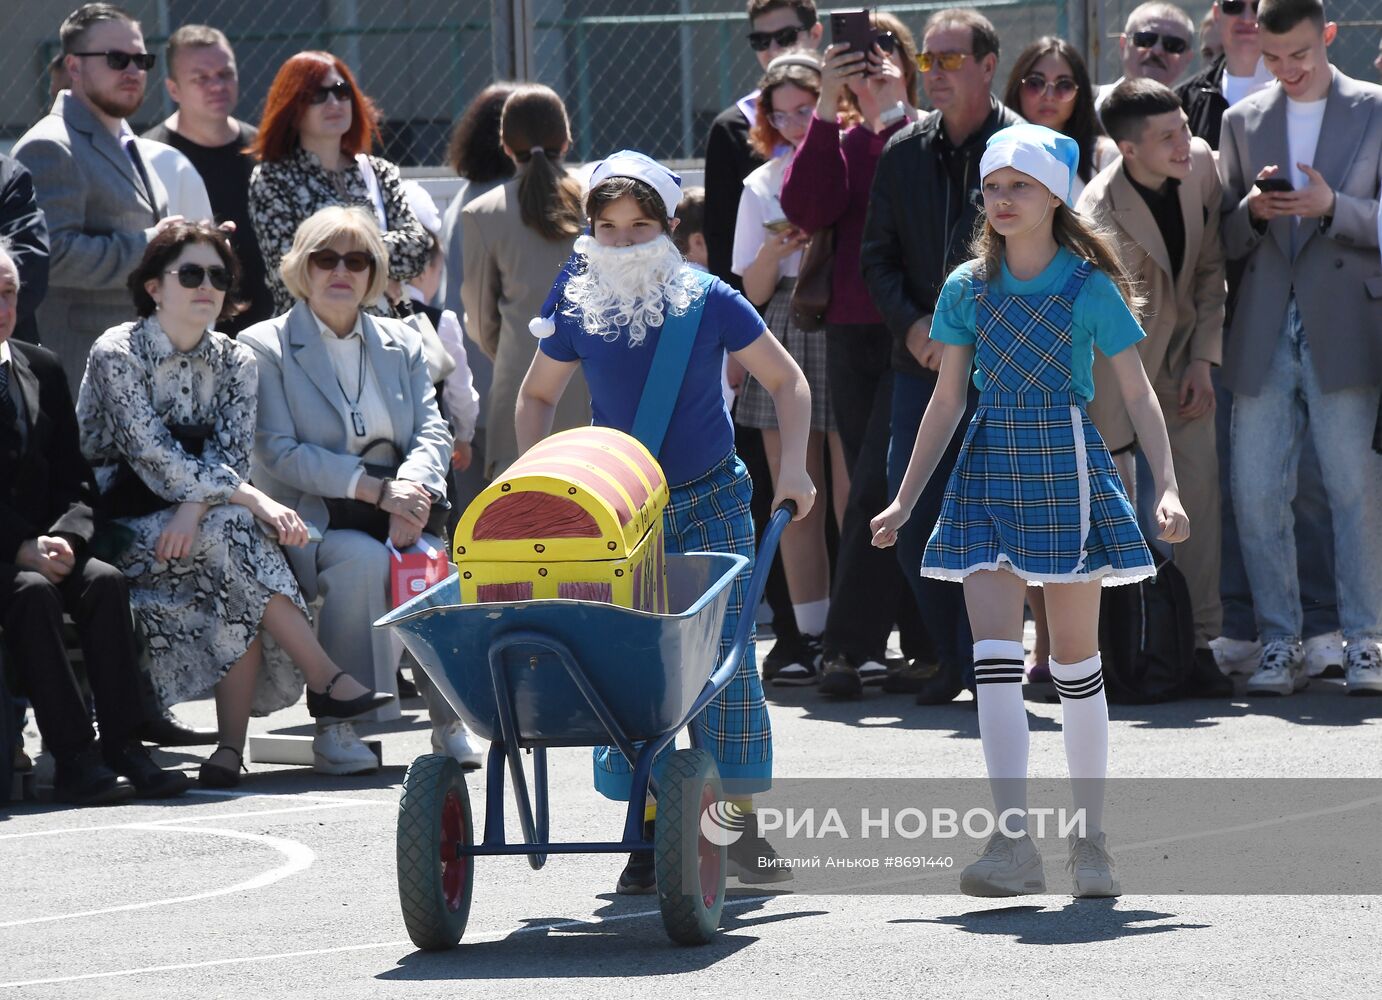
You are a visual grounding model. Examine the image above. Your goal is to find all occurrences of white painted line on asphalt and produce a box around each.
[0,824,314,929]
[0,894,778,989]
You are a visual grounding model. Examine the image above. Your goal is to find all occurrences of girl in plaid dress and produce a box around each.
[872,125,1189,899]
[516,151,815,895]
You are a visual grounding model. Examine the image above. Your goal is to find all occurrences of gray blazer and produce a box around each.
[1219,68,1382,396]
[12,93,168,391]
[238,302,452,594]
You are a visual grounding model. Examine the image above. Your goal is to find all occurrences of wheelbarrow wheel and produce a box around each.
[397,753,473,950]
[655,748,726,945]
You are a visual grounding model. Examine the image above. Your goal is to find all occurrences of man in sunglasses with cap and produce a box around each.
[1095,2,1197,114]
[14,3,184,393]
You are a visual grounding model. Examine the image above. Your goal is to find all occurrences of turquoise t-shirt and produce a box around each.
[929,247,1145,402]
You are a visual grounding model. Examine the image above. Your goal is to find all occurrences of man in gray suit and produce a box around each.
[13,3,182,391]
[1219,0,1382,698]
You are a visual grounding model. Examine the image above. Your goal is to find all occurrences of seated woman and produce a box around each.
[239,206,478,774]
[76,222,393,788]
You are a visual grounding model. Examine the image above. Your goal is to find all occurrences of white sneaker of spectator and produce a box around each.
[1067,831,1121,898]
[1209,636,1262,676]
[1245,640,1308,697]
[1344,640,1382,697]
[1303,631,1345,678]
[312,721,379,775]
[432,721,483,769]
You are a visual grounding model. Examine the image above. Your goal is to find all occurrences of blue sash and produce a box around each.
[630,270,714,458]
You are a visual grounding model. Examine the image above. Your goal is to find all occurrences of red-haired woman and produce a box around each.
[248,51,429,315]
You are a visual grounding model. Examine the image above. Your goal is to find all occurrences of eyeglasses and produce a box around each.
[747,25,805,52]
[308,80,352,105]
[308,249,374,273]
[767,104,816,130]
[872,31,897,54]
[70,50,156,71]
[166,264,231,291]
[916,51,971,73]
[1219,0,1260,15]
[1020,75,1079,102]
[1130,31,1191,54]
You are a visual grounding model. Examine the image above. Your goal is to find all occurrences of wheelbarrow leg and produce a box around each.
[487,645,549,870]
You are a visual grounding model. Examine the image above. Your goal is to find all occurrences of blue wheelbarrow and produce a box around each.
[374,504,794,950]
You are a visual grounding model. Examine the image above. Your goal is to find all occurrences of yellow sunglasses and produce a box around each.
[916,51,971,73]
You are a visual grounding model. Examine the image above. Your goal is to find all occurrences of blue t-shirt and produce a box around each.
[929,248,1144,402]
[539,274,765,485]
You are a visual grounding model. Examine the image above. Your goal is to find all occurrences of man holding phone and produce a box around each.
[1218,0,1382,697]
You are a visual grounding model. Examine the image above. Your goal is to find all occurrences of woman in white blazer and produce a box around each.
[240,205,480,774]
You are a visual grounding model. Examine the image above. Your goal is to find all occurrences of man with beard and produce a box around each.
[1095,3,1197,113]
[14,3,183,391]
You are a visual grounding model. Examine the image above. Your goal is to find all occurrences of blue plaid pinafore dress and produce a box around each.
[921,260,1154,586]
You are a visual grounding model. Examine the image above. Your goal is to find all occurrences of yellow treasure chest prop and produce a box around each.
[453,427,669,611]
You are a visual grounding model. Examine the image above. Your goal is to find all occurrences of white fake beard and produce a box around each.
[563,234,706,346]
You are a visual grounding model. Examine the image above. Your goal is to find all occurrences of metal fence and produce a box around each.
[1,1,1379,166]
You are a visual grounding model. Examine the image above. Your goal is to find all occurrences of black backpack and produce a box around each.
[1097,554,1196,704]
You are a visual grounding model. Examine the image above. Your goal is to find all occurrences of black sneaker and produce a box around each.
[53,746,135,806]
[818,652,862,699]
[858,657,890,687]
[103,740,193,798]
[883,658,939,694]
[1183,647,1234,698]
[770,633,822,687]
[615,820,657,895]
[915,660,967,705]
[727,827,793,884]
[761,636,798,683]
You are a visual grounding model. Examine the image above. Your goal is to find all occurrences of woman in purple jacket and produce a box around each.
[778,11,926,697]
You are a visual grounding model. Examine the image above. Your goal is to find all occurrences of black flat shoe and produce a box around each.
[103,741,193,799]
[199,745,247,789]
[305,671,395,720]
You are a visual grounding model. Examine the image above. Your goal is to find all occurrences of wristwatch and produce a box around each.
[878,102,908,127]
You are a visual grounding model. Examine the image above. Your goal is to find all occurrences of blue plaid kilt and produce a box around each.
[593,449,772,800]
[921,390,1154,586]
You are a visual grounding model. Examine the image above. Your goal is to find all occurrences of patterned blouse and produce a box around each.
[248,146,431,315]
[77,315,257,503]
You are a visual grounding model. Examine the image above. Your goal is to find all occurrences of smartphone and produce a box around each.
[1255,177,1294,193]
[830,8,875,64]
[762,218,794,235]
[258,518,324,544]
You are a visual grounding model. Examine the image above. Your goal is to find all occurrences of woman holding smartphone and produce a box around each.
[732,49,845,685]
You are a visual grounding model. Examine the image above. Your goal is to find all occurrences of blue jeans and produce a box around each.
[1214,367,1338,641]
[1230,299,1382,643]
[887,370,976,679]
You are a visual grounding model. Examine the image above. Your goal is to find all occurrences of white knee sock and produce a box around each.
[973,639,1029,836]
[792,599,829,637]
[1050,652,1109,837]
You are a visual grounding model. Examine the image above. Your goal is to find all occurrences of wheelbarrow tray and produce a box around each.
[375,552,747,746]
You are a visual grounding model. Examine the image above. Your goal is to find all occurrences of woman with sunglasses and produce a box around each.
[1003,37,1117,205]
[248,51,430,317]
[776,12,926,695]
[76,222,394,788]
[239,206,457,775]
[731,50,845,688]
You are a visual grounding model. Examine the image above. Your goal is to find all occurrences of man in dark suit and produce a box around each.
[0,154,49,346]
[0,240,189,804]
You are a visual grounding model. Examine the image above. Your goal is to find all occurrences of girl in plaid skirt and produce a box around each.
[517,151,815,895]
[872,124,1189,899]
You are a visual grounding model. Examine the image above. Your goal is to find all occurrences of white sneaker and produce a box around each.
[1344,641,1382,697]
[431,721,484,769]
[1210,636,1262,676]
[1246,640,1308,696]
[1304,631,1345,678]
[312,722,378,775]
[959,832,1046,897]
[1067,831,1121,898]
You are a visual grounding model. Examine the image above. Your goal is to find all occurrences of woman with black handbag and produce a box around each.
[239,206,478,776]
[77,223,393,788]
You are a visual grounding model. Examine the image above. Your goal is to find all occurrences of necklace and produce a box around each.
[331,336,367,437]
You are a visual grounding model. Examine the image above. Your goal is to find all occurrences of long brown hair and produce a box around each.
[969,203,1145,318]
[1002,37,1102,183]
[500,84,582,241]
